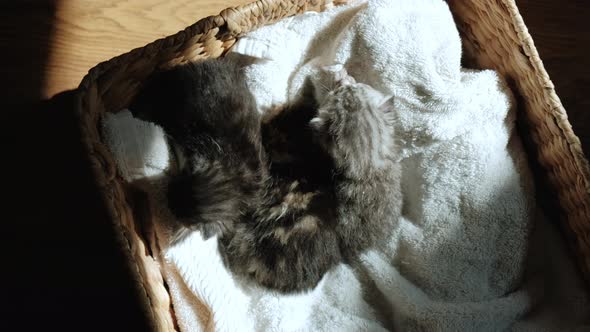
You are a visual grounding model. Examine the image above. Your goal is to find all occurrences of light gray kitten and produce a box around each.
[310,66,402,262]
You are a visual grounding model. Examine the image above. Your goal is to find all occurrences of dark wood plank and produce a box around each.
[517,0,590,157]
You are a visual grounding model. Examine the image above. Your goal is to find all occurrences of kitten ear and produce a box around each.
[332,66,356,87]
[319,64,355,87]
[378,96,395,114]
[336,74,356,87]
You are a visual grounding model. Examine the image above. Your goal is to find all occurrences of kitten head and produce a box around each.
[310,75,396,178]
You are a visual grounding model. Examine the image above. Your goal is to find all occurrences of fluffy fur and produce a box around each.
[130,59,265,240]
[129,59,402,293]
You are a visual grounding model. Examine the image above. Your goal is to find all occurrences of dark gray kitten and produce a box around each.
[130,59,264,239]
[130,59,402,293]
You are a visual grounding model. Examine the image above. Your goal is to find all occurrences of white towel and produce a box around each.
[100,110,169,180]
[101,0,590,330]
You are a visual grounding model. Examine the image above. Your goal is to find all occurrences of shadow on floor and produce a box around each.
[1,2,150,330]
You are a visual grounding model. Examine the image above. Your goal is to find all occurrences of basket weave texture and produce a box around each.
[75,0,590,330]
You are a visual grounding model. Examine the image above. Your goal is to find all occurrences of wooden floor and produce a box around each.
[44,0,252,98]
[2,1,588,331]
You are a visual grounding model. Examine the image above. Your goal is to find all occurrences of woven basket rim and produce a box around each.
[501,0,590,191]
[73,0,590,330]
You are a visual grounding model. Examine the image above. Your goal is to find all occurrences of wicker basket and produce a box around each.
[75,0,590,330]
